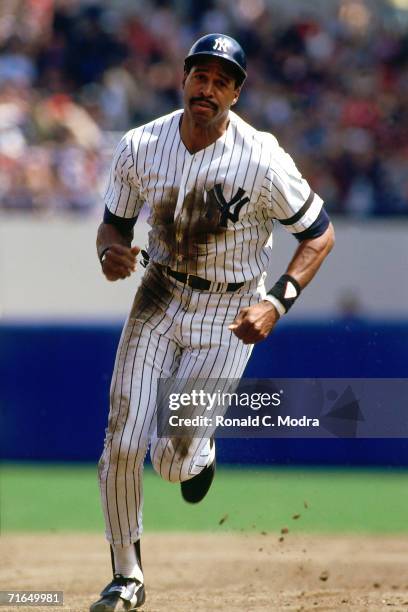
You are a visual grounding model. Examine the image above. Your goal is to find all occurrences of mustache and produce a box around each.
[190,97,217,110]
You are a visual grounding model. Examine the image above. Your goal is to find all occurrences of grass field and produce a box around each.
[1,463,408,534]
[3,465,408,610]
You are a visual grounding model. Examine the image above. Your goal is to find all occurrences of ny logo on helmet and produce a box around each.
[207,184,249,228]
[213,37,229,53]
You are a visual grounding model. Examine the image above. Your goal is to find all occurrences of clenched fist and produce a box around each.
[101,244,140,281]
[228,300,280,344]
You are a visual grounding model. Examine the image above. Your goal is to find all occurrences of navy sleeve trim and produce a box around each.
[279,189,315,226]
[293,207,330,242]
[103,206,138,233]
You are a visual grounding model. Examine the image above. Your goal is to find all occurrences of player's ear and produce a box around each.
[231,86,242,106]
[182,69,188,88]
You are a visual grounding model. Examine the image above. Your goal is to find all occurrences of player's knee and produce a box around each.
[152,458,192,483]
[104,438,148,472]
[150,450,178,482]
[150,441,193,483]
[156,465,182,483]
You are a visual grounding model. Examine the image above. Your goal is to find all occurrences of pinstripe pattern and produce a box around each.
[98,265,259,545]
[99,107,325,548]
[104,109,324,283]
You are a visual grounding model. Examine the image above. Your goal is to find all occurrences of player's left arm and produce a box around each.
[230,141,336,344]
[229,219,335,345]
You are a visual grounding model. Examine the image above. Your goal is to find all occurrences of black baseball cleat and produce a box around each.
[89,574,145,611]
[181,439,216,504]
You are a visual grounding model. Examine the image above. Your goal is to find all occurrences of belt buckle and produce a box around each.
[186,273,192,286]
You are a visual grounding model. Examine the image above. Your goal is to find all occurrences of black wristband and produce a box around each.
[99,246,111,265]
[267,274,302,313]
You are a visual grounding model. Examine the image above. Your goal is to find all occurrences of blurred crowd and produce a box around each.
[0,0,408,216]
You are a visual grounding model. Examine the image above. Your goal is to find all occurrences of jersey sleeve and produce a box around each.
[103,130,144,220]
[262,140,324,237]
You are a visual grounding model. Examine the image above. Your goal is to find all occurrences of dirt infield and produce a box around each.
[1,533,408,611]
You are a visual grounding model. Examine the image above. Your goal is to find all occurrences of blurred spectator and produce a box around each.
[0,35,36,86]
[0,0,407,217]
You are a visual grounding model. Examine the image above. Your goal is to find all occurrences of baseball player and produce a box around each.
[90,33,334,611]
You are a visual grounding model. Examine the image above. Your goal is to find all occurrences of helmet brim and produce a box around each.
[184,52,247,85]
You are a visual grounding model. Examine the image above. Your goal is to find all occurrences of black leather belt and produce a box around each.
[165,267,245,292]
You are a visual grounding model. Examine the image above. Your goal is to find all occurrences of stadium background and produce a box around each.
[1,0,408,610]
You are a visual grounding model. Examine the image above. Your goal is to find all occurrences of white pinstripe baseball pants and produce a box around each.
[98,264,263,546]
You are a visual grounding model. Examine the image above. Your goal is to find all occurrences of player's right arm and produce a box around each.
[97,221,139,282]
[97,130,144,282]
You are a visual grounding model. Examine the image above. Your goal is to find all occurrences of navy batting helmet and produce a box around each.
[184,33,247,85]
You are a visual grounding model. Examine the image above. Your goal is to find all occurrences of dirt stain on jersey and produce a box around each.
[130,263,174,322]
[149,194,178,264]
[174,187,225,265]
[147,188,226,270]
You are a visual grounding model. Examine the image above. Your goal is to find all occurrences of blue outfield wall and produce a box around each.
[0,320,407,465]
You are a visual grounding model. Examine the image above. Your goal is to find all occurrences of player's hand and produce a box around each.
[101,245,140,281]
[228,300,280,344]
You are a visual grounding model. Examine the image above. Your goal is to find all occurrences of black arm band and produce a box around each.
[293,207,330,242]
[103,206,138,234]
[267,274,302,313]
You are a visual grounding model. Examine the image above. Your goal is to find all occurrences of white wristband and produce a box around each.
[263,294,286,316]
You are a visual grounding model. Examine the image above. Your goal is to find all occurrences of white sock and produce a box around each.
[113,543,144,583]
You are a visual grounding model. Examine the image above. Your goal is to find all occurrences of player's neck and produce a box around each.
[180,112,230,154]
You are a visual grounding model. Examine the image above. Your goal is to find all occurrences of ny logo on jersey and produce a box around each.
[208,184,250,227]
[213,37,229,53]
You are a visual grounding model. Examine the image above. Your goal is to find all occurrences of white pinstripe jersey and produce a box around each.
[104,109,324,283]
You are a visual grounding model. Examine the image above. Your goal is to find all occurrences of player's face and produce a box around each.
[183,59,241,125]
